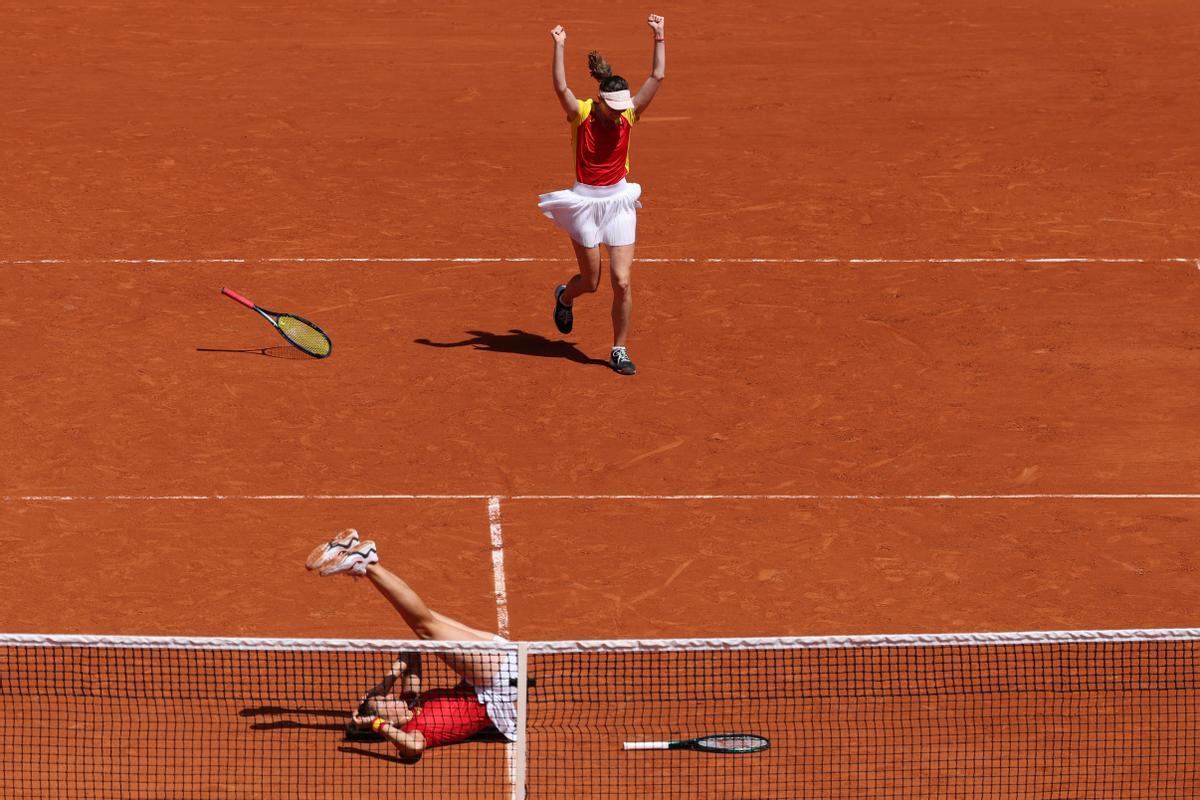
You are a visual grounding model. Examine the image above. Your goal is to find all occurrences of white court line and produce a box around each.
[488,497,511,639]
[267,256,1197,265]
[486,496,517,798]
[508,493,1200,501]
[0,256,1196,266]
[4,494,496,501]
[5,493,1200,502]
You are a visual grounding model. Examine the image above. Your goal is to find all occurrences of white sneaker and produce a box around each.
[305,529,359,572]
[320,541,379,577]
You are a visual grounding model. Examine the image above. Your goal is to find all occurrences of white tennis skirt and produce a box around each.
[474,636,519,741]
[538,179,642,248]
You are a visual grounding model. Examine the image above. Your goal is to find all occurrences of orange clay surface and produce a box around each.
[1,0,1197,636]
[1,1,1199,797]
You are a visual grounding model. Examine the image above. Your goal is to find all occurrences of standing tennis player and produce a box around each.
[541,14,666,376]
[306,530,516,759]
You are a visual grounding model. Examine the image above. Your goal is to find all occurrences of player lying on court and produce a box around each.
[306,530,517,759]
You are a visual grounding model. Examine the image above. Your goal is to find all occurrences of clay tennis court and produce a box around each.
[2,1,1198,798]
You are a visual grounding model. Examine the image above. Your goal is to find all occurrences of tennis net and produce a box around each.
[1,629,1196,798]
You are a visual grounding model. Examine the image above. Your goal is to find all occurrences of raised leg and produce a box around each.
[559,239,603,305]
[363,563,501,687]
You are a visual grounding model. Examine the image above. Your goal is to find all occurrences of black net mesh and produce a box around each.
[2,633,1197,799]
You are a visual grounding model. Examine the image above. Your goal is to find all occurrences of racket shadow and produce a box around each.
[196,345,311,360]
[414,329,609,367]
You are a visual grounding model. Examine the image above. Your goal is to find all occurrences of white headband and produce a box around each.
[599,89,634,110]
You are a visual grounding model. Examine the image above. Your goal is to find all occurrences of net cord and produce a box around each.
[2,627,1197,653]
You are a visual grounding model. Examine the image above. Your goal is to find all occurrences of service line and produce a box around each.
[0,256,1195,266]
[5,493,1200,502]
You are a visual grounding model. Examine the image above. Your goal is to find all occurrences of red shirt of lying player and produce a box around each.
[355,653,514,757]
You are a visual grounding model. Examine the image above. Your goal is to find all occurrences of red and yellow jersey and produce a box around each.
[571,98,638,187]
[400,685,493,748]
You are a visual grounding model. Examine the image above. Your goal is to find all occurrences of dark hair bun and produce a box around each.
[588,51,613,82]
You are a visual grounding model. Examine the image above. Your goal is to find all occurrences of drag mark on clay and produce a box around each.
[862,318,928,356]
[618,438,685,470]
[630,559,696,605]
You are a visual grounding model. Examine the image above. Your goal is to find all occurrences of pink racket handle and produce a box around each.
[220,287,256,309]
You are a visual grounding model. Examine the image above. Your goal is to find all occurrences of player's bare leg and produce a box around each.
[607,243,634,346]
[363,563,500,687]
[431,610,497,641]
[607,243,636,374]
[560,240,603,305]
[309,532,502,686]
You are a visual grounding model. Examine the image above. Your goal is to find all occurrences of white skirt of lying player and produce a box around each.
[538,179,642,248]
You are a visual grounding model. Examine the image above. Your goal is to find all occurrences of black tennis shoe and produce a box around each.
[553,284,573,334]
[610,347,636,375]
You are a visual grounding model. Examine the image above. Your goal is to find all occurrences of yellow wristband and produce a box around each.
[371,718,388,734]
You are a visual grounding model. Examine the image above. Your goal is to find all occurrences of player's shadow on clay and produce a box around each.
[196,345,310,360]
[414,329,609,367]
[240,704,503,765]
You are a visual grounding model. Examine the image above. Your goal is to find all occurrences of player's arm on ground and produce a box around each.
[551,25,579,120]
[633,14,666,116]
[352,711,426,759]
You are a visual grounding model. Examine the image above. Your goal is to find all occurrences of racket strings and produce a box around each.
[704,735,768,751]
[277,316,332,357]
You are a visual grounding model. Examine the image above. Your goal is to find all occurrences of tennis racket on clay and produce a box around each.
[220,287,332,358]
[623,734,770,754]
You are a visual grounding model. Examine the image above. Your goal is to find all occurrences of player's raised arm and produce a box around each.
[632,14,666,116]
[551,25,579,120]
[395,651,422,697]
[360,652,421,705]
